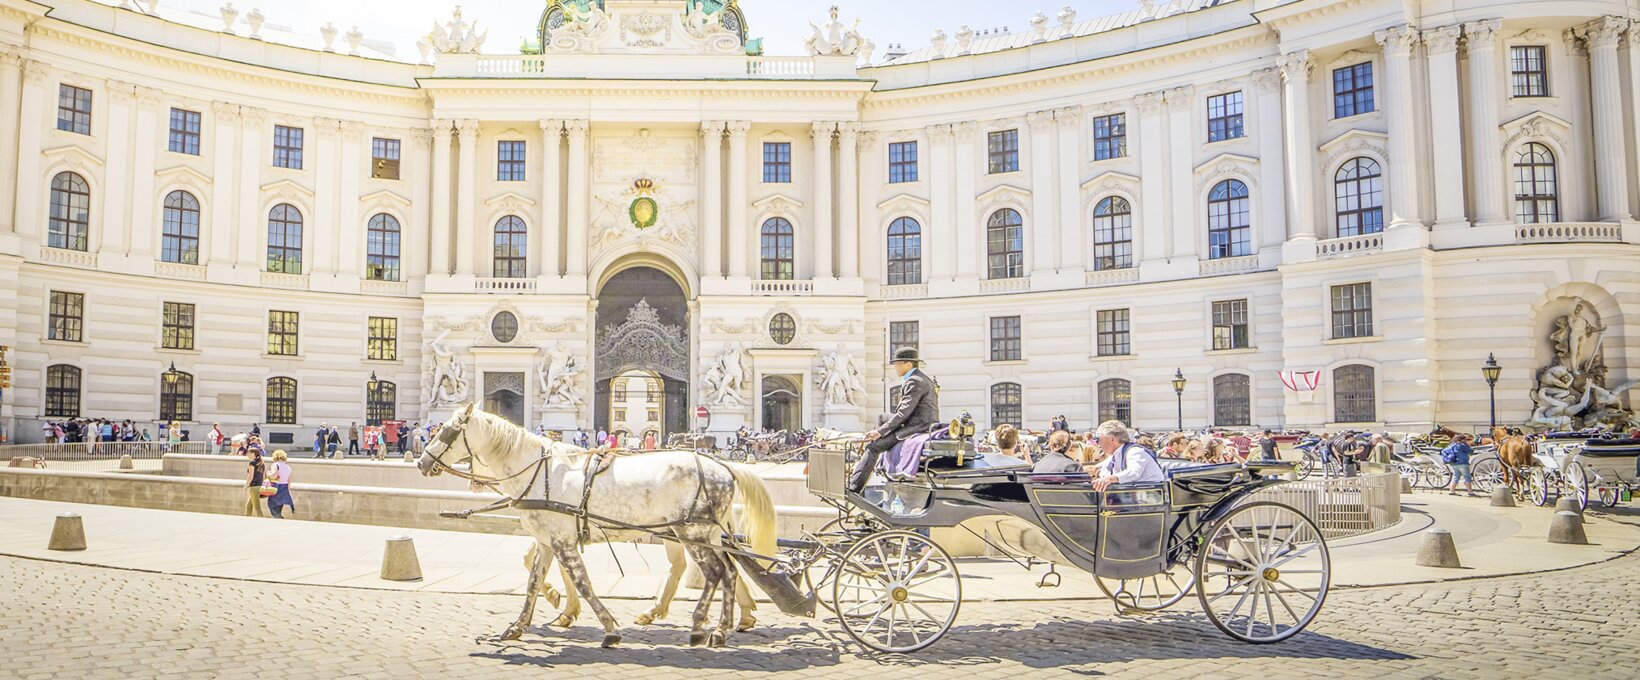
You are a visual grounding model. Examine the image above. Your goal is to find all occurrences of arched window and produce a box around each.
[365,214,401,282]
[161,190,201,264]
[986,209,1024,279]
[1513,143,1559,224]
[990,383,1022,428]
[266,377,297,425]
[160,369,194,422]
[1207,180,1251,259]
[1213,374,1251,427]
[45,365,82,418]
[760,217,794,280]
[49,171,90,251]
[886,217,922,285]
[1092,197,1133,271]
[1098,379,1132,425]
[493,215,527,278]
[367,380,397,426]
[266,204,303,274]
[1334,158,1383,237]
[1333,364,1376,424]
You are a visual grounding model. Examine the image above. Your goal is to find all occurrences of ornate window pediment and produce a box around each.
[261,178,314,203]
[976,184,1031,217]
[1318,129,1389,170]
[1194,153,1259,192]
[155,165,214,194]
[361,189,412,210]
[876,192,931,225]
[751,193,804,219]
[1500,111,1573,156]
[41,145,104,174]
[1080,171,1141,210]
[485,191,537,215]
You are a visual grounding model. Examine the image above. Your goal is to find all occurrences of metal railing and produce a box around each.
[1248,470,1401,539]
[3,442,216,472]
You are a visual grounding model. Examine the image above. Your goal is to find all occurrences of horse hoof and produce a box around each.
[688,631,709,647]
[601,634,622,648]
[634,613,656,626]
[497,627,524,641]
[550,615,574,628]
[544,590,562,609]
[709,632,728,648]
[736,617,756,632]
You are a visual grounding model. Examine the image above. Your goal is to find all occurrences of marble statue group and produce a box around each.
[1527,297,1638,431]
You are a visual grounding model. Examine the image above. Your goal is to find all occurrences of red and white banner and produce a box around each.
[1279,370,1322,392]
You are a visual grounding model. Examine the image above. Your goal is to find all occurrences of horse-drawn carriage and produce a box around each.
[1527,434,1640,510]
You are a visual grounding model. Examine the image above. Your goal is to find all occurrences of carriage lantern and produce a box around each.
[1171,368,1187,431]
[1482,353,1501,430]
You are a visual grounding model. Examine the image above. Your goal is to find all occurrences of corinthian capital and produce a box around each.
[455,118,480,136]
[1374,25,1420,55]
[699,120,724,141]
[810,120,836,141]
[1276,50,1312,82]
[925,124,952,142]
[1026,110,1054,132]
[1135,91,1166,116]
[1581,16,1627,49]
[725,121,751,139]
[1251,67,1280,93]
[210,100,241,120]
[1423,25,1462,55]
[1462,19,1502,48]
[22,59,50,84]
[0,45,23,67]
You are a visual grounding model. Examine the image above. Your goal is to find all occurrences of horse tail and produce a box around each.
[724,463,777,565]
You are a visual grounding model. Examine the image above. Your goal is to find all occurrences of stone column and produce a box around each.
[811,121,835,279]
[127,86,163,260]
[1424,26,1470,231]
[408,129,432,280]
[1055,106,1084,272]
[1278,51,1315,246]
[856,130,881,282]
[953,122,978,280]
[700,120,724,278]
[1463,20,1507,226]
[726,121,750,279]
[1165,86,1195,259]
[1628,26,1640,220]
[539,119,562,278]
[1375,25,1425,233]
[1134,91,1168,264]
[236,107,265,268]
[1252,68,1288,251]
[312,117,341,276]
[336,121,365,279]
[1583,16,1630,222]
[926,124,954,281]
[10,59,47,243]
[1027,110,1056,276]
[564,119,589,278]
[836,122,860,280]
[428,119,453,275]
[206,100,240,267]
[454,118,478,277]
[0,48,21,233]
[99,82,135,256]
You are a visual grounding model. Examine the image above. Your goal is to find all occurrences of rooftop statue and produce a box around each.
[425,5,488,55]
[805,5,867,57]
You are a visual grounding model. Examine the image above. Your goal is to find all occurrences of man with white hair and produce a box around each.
[1089,420,1166,491]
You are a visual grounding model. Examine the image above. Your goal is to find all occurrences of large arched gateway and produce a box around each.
[593,266,690,440]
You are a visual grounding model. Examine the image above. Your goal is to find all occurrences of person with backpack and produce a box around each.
[327,425,342,459]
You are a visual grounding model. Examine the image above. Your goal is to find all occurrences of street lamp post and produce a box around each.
[367,371,379,425]
[1171,368,1187,432]
[1482,353,1501,431]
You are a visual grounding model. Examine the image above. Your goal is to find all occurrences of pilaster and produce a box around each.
[235,107,266,269]
[1582,17,1631,222]
[127,85,163,263]
[454,118,478,277]
[564,119,589,278]
[836,122,860,280]
[1463,19,1508,229]
[428,119,453,276]
[725,121,750,280]
[1424,26,1470,233]
[952,121,978,281]
[1054,106,1085,274]
[1375,25,1428,249]
[0,47,26,234]
[99,81,136,258]
[1164,86,1196,260]
[1134,91,1169,267]
[206,100,240,274]
[539,119,563,279]
[811,121,835,280]
[699,121,724,279]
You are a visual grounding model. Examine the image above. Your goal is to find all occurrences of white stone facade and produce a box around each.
[1,0,1637,443]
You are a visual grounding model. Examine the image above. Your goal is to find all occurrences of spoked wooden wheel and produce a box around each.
[1598,486,1620,508]
[832,530,961,654]
[1567,464,1590,511]
[1529,468,1550,506]
[1423,465,1453,490]
[1470,458,1503,494]
[1393,462,1423,489]
[1194,501,1330,643]
[1295,452,1317,480]
[1096,564,1196,613]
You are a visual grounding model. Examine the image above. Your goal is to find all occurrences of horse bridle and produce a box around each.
[423,418,544,489]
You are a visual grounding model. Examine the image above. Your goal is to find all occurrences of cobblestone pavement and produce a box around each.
[4,544,1640,680]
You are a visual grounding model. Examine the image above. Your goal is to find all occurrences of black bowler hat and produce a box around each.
[889,347,923,365]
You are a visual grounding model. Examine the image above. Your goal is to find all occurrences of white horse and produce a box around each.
[418,405,776,647]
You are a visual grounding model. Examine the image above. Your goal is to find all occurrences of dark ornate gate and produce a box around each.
[593,267,689,438]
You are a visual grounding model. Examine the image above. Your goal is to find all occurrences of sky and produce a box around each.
[157,0,1140,59]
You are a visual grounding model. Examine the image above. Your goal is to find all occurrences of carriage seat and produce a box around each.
[1580,438,1640,456]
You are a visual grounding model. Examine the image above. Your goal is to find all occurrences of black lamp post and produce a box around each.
[1171,368,1187,431]
[367,371,379,424]
[1482,353,1502,431]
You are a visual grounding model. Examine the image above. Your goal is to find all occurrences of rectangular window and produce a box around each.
[267,310,300,356]
[49,291,85,343]
[1211,299,1249,351]
[1332,62,1375,118]
[989,316,1022,362]
[367,317,398,361]
[57,84,93,135]
[1511,46,1549,97]
[1207,91,1245,142]
[888,141,918,183]
[497,140,526,181]
[372,137,401,180]
[987,129,1019,174]
[1091,113,1127,161]
[162,302,196,350]
[273,125,304,169]
[888,321,920,355]
[168,108,202,155]
[1096,309,1131,357]
[1330,283,1374,339]
[762,142,791,183]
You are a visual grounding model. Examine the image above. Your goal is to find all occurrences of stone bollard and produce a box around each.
[1415,528,1462,568]
[1489,486,1516,508]
[1547,511,1589,545]
[48,513,87,551]
[1400,476,1413,494]
[380,535,423,581]
[118,454,133,470]
[1554,496,1584,522]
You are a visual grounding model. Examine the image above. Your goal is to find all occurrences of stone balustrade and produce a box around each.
[39,247,98,269]
[1198,255,1258,276]
[1514,222,1623,244]
[1316,232,1385,260]
[474,277,538,293]
[878,283,927,299]
[979,276,1030,294]
[750,280,814,295]
[1084,267,1139,287]
[154,261,207,280]
[259,271,310,290]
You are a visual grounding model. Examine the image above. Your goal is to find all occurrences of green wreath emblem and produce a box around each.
[629,196,658,229]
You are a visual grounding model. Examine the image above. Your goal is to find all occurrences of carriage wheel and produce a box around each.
[1566,464,1590,512]
[1393,462,1423,489]
[832,530,961,654]
[1470,458,1503,494]
[1194,501,1330,644]
[1423,465,1452,491]
[1598,486,1620,508]
[1529,468,1550,506]
[1295,452,1317,480]
[1095,563,1196,613]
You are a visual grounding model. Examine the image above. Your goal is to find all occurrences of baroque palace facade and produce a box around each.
[1,0,1638,444]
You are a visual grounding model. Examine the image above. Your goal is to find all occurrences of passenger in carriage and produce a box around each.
[1088,420,1167,492]
[1031,430,1083,474]
[994,424,1033,464]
